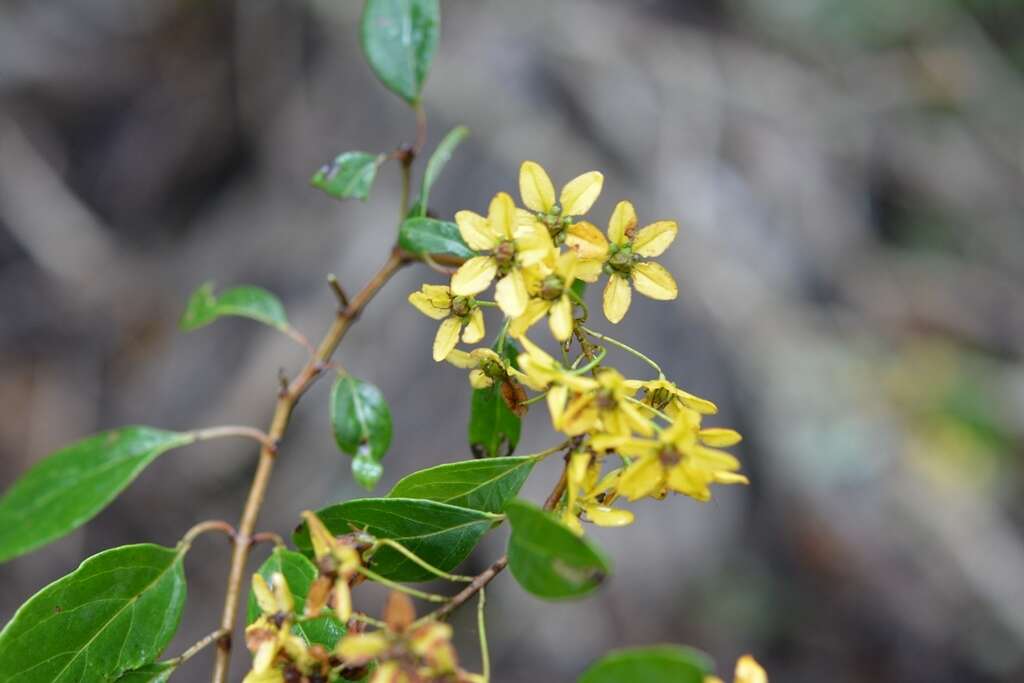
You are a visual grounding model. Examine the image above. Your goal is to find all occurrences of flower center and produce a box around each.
[451,296,473,318]
[647,387,672,410]
[605,244,635,276]
[480,359,507,380]
[494,240,516,275]
[658,447,681,467]
[596,389,617,411]
[539,274,565,301]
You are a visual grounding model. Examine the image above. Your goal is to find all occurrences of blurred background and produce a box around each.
[1,0,1023,681]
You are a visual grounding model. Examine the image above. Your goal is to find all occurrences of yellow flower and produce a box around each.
[509,250,581,341]
[592,200,678,324]
[408,284,485,361]
[706,654,768,683]
[302,510,361,622]
[515,335,598,431]
[624,377,719,417]
[452,191,555,317]
[562,451,634,534]
[445,347,544,391]
[519,160,603,244]
[596,410,745,502]
[557,368,655,438]
[251,572,294,617]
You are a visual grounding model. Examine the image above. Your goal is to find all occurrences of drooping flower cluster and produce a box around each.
[409,161,747,535]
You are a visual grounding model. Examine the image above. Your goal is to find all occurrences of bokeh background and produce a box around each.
[2,1,1023,681]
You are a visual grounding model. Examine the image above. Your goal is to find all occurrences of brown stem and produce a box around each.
[211,248,410,683]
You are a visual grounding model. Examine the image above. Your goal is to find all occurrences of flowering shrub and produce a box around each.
[0,2,766,682]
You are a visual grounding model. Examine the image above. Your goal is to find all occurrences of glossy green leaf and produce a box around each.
[114,662,176,683]
[577,645,714,683]
[417,125,469,216]
[570,279,587,300]
[0,427,193,563]
[330,375,392,490]
[399,217,476,259]
[311,151,384,201]
[0,544,187,682]
[505,499,610,600]
[388,456,535,513]
[360,0,440,105]
[294,499,500,582]
[180,282,289,332]
[247,548,346,649]
[468,339,521,458]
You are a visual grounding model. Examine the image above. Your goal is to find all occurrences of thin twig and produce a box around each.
[250,531,286,549]
[180,520,236,549]
[192,425,277,453]
[327,274,349,309]
[168,628,230,667]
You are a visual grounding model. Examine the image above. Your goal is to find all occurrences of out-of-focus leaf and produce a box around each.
[0,427,193,562]
[399,217,476,259]
[330,375,392,490]
[294,499,500,582]
[577,645,714,683]
[360,0,440,105]
[417,125,469,215]
[388,456,535,513]
[505,498,609,600]
[247,548,346,649]
[0,544,187,682]
[311,151,384,201]
[180,282,289,332]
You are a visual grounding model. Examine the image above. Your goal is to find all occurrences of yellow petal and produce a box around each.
[451,255,497,296]
[666,464,712,501]
[676,389,718,415]
[714,471,749,485]
[560,171,603,216]
[705,678,726,683]
[302,510,335,562]
[433,316,462,362]
[408,290,451,320]
[509,298,550,338]
[565,221,610,260]
[462,307,486,344]
[549,295,574,341]
[514,221,556,267]
[334,579,352,622]
[243,669,286,683]
[736,655,768,683]
[631,261,678,300]
[495,269,529,318]
[444,348,475,369]
[617,456,664,501]
[633,220,678,257]
[620,401,656,436]
[519,161,555,213]
[603,274,632,324]
[251,574,277,616]
[607,200,637,245]
[510,367,546,392]
[586,504,635,527]
[455,210,498,251]
[699,428,742,447]
[575,258,603,283]
[546,384,568,430]
[469,369,493,389]
[336,632,390,663]
[488,191,517,240]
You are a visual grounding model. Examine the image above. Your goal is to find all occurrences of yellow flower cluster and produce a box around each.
[706,654,769,683]
[409,161,747,535]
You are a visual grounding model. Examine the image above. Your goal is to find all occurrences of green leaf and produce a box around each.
[114,662,176,683]
[504,498,610,600]
[330,375,393,490]
[247,548,346,649]
[294,499,500,582]
[0,544,187,682]
[399,217,476,259]
[388,456,535,513]
[417,125,469,215]
[468,339,521,458]
[570,279,587,300]
[179,282,289,332]
[0,427,193,563]
[577,645,714,683]
[360,0,440,105]
[311,151,384,201]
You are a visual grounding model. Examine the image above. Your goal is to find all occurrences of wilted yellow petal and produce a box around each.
[603,274,632,324]
[433,316,462,362]
[462,307,486,344]
[617,456,664,501]
[735,655,768,683]
[607,200,637,245]
[631,261,678,300]
[336,632,390,663]
[455,210,498,251]
[519,161,556,213]
[699,428,742,447]
[334,579,352,622]
[560,171,603,216]
[509,297,550,338]
[495,269,529,318]
[243,668,286,683]
[269,572,293,614]
[451,255,497,296]
[444,349,475,368]
[302,510,335,562]
[251,574,277,616]
[408,291,450,320]
[488,192,517,240]
[566,221,609,260]
[633,220,678,257]
[586,505,635,527]
[549,295,574,341]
